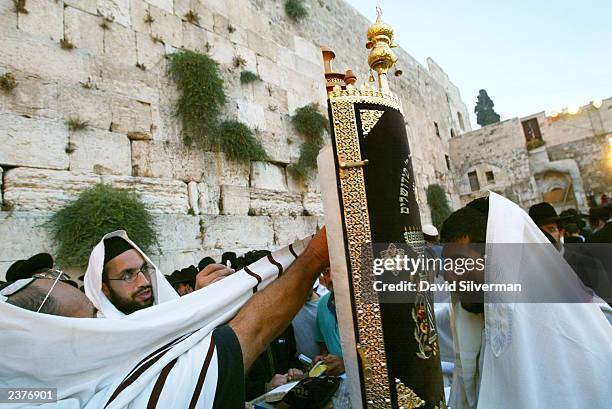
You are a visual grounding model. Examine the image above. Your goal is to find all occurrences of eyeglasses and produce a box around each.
[33,269,70,313]
[107,264,153,283]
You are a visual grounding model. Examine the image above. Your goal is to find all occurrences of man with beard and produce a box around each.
[440,193,611,409]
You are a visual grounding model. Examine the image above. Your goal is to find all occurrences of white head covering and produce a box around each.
[449,192,612,409]
[422,223,439,237]
[0,236,311,407]
[84,230,178,318]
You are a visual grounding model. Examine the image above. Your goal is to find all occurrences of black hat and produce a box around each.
[170,266,198,285]
[221,252,237,265]
[529,202,559,226]
[589,206,610,221]
[198,257,216,271]
[5,253,54,281]
[103,237,134,264]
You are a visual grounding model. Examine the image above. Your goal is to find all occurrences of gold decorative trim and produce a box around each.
[330,97,393,406]
[396,378,426,409]
[329,88,403,114]
[360,109,385,137]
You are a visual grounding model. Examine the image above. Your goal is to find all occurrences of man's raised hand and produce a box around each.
[195,263,234,290]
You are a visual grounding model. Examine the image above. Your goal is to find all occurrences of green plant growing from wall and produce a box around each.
[288,103,328,179]
[184,10,200,25]
[285,0,307,22]
[210,120,267,163]
[526,139,545,150]
[12,0,28,14]
[168,49,267,162]
[426,184,452,230]
[60,37,75,50]
[144,11,154,24]
[233,55,247,68]
[66,117,89,131]
[46,184,157,267]
[0,73,17,92]
[99,18,111,30]
[240,70,260,84]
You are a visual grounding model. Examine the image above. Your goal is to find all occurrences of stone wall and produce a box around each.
[450,97,612,211]
[0,0,471,278]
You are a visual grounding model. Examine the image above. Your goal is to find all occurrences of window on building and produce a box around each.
[434,122,440,137]
[450,128,456,138]
[485,171,495,182]
[521,118,542,142]
[468,171,480,192]
[445,155,451,170]
[457,112,465,131]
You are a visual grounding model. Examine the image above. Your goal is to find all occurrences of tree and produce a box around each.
[426,184,452,230]
[474,89,501,126]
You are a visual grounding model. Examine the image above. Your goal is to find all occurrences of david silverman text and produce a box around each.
[373,281,522,292]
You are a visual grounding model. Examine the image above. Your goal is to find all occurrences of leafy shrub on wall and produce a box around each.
[288,104,328,180]
[46,184,157,267]
[426,184,452,230]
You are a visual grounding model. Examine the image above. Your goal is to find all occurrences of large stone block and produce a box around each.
[0,27,94,83]
[207,31,235,66]
[293,35,320,65]
[65,0,97,14]
[0,0,15,28]
[64,6,105,55]
[110,97,152,134]
[201,215,274,249]
[272,215,318,247]
[256,55,281,87]
[104,22,137,66]
[197,182,220,215]
[182,22,209,53]
[17,0,63,41]
[0,212,56,279]
[135,31,166,69]
[130,0,150,34]
[246,30,278,61]
[148,250,200,276]
[0,114,69,170]
[131,140,216,181]
[150,5,183,48]
[302,192,323,216]
[97,0,131,27]
[58,84,113,131]
[249,189,303,216]
[145,0,173,13]
[220,185,250,215]
[187,180,199,214]
[250,162,287,191]
[3,168,100,211]
[236,99,266,131]
[153,213,202,251]
[216,153,250,186]
[104,175,189,214]
[0,72,59,119]
[69,129,131,175]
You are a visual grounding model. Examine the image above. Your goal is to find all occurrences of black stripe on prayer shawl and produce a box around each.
[267,254,284,276]
[105,332,193,407]
[188,335,216,409]
[147,357,178,408]
[122,332,191,381]
[288,243,298,259]
[243,266,262,293]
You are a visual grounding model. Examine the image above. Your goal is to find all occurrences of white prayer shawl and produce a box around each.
[0,235,310,408]
[449,192,612,409]
[84,230,180,318]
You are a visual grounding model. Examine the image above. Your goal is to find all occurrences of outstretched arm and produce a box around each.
[229,228,329,371]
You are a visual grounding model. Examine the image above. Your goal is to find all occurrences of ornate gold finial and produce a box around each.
[366,7,398,92]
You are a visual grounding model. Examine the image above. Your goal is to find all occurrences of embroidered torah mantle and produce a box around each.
[318,87,445,409]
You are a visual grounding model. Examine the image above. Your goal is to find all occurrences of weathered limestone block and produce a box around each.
[0,114,69,170]
[246,30,278,61]
[197,182,220,215]
[96,63,159,101]
[148,250,200,276]
[3,168,99,211]
[0,212,55,279]
[258,131,290,164]
[207,31,235,66]
[105,175,189,214]
[69,129,131,175]
[111,97,152,134]
[135,31,166,69]
[250,162,287,191]
[0,72,59,119]
[201,215,274,249]
[182,22,209,53]
[131,140,216,181]
[97,0,131,27]
[187,181,199,214]
[153,214,202,251]
[302,192,324,216]
[150,6,183,48]
[216,153,250,187]
[272,216,318,247]
[220,185,250,215]
[213,12,246,46]
[256,55,281,87]
[293,35,321,66]
[253,83,289,114]
[130,0,150,34]
[58,85,112,130]
[146,0,173,13]
[18,0,63,41]
[0,27,93,83]
[233,44,257,72]
[104,22,137,66]
[236,99,266,131]
[249,189,303,216]
[65,0,97,14]
[64,6,105,55]
[0,1,15,28]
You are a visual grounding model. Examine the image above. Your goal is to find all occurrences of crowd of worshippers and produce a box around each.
[1,240,346,405]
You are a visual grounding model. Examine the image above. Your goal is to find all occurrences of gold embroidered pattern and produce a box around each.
[330,92,392,407]
[330,87,403,114]
[360,109,385,137]
[380,243,405,277]
[396,378,426,409]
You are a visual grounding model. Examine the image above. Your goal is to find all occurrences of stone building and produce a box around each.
[450,98,612,213]
[0,0,472,278]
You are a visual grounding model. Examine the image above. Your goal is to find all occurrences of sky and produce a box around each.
[346,0,612,128]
